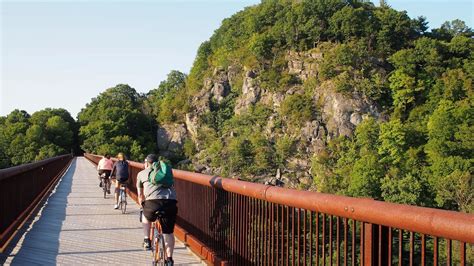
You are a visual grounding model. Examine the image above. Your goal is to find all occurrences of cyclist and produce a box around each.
[97,153,113,194]
[137,154,177,266]
[111,152,129,209]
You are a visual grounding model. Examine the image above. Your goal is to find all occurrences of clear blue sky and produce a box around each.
[1,0,472,119]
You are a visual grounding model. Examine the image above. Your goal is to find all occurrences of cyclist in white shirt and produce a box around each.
[97,154,113,193]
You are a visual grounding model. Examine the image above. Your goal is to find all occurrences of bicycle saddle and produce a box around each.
[154,210,166,218]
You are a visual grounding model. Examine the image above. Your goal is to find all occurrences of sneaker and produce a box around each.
[107,189,111,194]
[114,204,119,209]
[99,182,102,187]
[164,258,174,266]
[143,238,151,250]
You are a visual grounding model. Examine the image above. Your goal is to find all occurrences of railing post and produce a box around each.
[364,223,389,265]
[364,223,376,265]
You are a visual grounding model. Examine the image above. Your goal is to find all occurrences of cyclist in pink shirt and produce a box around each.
[97,154,113,193]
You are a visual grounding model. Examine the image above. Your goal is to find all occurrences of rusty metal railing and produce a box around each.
[0,154,73,250]
[84,154,473,265]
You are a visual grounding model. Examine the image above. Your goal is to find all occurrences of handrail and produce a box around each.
[173,169,474,243]
[0,154,71,181]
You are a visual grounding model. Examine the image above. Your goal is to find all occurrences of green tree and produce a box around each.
[280,94,314,126]
[432,19,474,40]
[146,71,188,124]
[78,84,155,161]
[348,153,383,199]
[0,108,76,168]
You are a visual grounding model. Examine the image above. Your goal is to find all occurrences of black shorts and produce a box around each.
[115,178,128,185]
[98,170,111,179]
[143,199,178,234]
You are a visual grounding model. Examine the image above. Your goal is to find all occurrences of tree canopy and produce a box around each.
[77,84,156,161]
[0,108,77,168]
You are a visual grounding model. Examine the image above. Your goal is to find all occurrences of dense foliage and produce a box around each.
[144,70,188,124]
[0,108,77,168]
[77,84,156,161]
[312,30,473,213]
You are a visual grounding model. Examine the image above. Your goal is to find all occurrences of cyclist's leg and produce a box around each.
[114,180,120,208]
[98,170,103,187]
[158,200,178,260]
[163,234,175,260]
[142,201,152,238]
[142,200,160,249]
[104,170,112,192]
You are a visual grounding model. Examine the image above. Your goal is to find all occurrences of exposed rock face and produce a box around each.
[314,81,382,138]
[157,124,188,159]
[300,120,327,154]
[185,113,199,142]
[260,90,285,109]
[210,68,231,104]
[234,70,260,114]
[286,50,321,81]
[192,86,211,115]
[165,50,384,188]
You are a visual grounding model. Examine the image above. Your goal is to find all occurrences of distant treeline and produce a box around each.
[0,108,78,168]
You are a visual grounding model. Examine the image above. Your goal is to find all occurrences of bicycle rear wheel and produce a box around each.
[152,232,165,266]
[102,180,107,199]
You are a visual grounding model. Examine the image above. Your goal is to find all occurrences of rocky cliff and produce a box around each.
[156,49,384,188]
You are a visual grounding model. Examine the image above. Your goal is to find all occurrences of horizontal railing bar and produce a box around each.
[172,169,473,243]
[0,154,71,181]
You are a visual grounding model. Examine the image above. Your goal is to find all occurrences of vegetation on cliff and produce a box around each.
[145,0,473,213]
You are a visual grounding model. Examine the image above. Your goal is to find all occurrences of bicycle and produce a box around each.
[99,173,110,199]
[150,210,167,266]
[118,184,127,214]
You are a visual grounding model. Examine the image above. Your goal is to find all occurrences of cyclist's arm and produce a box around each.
[137,178,145,206]
[110,163,116,178]
[97,159,102,171]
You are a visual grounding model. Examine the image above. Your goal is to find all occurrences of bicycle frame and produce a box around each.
[119,185,127,214]
[100,176,109,199]
[150,220,166,266]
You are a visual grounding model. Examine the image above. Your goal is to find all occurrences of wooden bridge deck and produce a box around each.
[1,157,203,265]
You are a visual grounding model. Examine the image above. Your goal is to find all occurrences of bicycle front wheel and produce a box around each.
[122,200,127,214]
[121,191,127,214]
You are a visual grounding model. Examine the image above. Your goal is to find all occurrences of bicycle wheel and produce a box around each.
[159,234,166,264]
[102,180,107,199]
[152,232,165,266]
[121,194,127,214]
